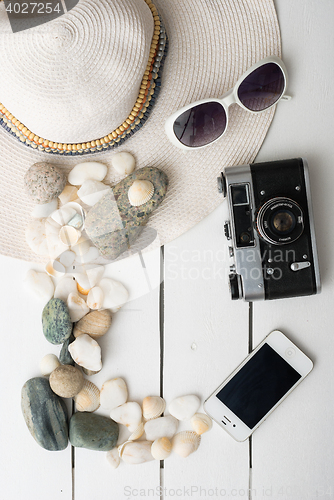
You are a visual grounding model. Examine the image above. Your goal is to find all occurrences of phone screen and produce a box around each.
[216,343,302,429]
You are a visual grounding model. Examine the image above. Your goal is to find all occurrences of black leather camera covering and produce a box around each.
[251,158,317,300]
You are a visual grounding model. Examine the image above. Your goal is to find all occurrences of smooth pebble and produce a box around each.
[67,293,90,322]
[49,365,84,398]
[109,402,142,432]
[100,377,128,410]
[68,334,102,372]
[144,415,179,441]
[31,199,58,218]
[87,286,104,310]
[77,180,111,206]
[99,278,129,313]
[68,162,108,186]
[42,298,72,345]
[69,412,118,451]
[168,395,200,421]
[58,185,79,205]
[54,276,77,302]
[40,353,60,376]
[111,152,136,176]
[24,162,67,204]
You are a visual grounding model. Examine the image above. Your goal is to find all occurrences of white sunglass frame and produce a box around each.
[165,55,290,150]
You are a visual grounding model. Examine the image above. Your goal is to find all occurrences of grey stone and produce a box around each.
[21,377,68,451]
[69,412,119,451]
[59,334,75,365]
[42,298,72,345]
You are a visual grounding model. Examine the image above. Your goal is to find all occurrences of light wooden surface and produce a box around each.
[1,0,334,499]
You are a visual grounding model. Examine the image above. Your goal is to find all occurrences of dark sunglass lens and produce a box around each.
[237,63,285,111]
[173,102,227,147]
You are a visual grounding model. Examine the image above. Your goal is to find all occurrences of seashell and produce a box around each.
[59,225,81,246]
[67,292,90,322]
[67,213,83,230]
[59,250,76,268]
[68,334,102,372]
[74,246,100,265]
[172,431,201,458]
[71,237,91,257]
[40,353,60,376]
[74,379,100,412]
[26,218,67,258]
[68,162,108,186]
[73,309,112,339]
[77,180,111,206]
[75,274,91,295]
[45,260,66,278]
[24,269,54,302]
[142,396,166,421]
[120,441,154,465]
[118,440,133,458]
[168,395,200,421]
[191,413,213,435]
[111,152,136,176]
[31,199,58,219]
[110,402,142,432]
[144,416,179,442]
[59,185,79,205]
[51,206,77,226]
[100,377,128,410]
[54,276,77,302]
[128,422,145,441]
[128,179,154,207]
[106,448,120,469]
[82,367,101,376]
[99,278,129,313]
[49,365,84,398]
[151,437,172,460]
[87,287,104,310]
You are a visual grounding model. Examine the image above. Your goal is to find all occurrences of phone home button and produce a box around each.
[285,347,296,358]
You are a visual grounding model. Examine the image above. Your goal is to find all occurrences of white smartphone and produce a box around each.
[204,330,313,441]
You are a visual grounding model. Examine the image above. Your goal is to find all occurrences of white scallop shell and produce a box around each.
[110,402,142,432]
[100,378,128,410]
[190,413,213,435]
[128,180,154,207]
[106,448,120,469]
[74,379,100,412]
[144,416,179,442]
[151,437,172,460]
[40,354,60,376]
[120,441,154,465]
[172,431,201,458]
[67,292,90,322]
[68,334,102,372]
[142,396,166,420]
[168,395,200,421]
[24,269,54,302]
[68,162,108,186]
[128,422,145,441]
[111,152,136,176]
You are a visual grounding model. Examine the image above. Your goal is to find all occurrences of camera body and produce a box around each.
[218,158,321,301]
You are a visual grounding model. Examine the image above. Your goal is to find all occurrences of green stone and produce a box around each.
[42,298,72,345]
[59,334,75,365]
[69,412,119,451]
[85,167,168,260]
[21,377,68,451]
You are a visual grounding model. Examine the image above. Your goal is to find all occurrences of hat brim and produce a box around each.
[0,0,281,262]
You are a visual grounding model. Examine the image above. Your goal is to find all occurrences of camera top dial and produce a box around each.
[256,197,304,245]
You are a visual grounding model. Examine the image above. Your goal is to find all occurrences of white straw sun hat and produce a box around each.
[0,0,281,262]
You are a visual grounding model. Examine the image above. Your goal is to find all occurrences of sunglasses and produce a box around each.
[165,56,290,150]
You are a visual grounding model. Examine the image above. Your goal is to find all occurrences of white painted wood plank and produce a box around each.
[0,255,72,500]
[74,248,161,498]
[251,1,334,498]
[163,202,250,498]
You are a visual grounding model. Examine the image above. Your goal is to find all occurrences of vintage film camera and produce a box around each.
[218,158,321,301]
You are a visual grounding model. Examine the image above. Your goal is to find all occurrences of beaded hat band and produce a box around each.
[0,0,167,155]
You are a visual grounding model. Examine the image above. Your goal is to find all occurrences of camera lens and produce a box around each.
[256,197,304,245]
[271,210,296,234]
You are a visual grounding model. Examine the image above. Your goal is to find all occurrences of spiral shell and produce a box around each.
[74,309,112,339]
[142,396,166,420]
[190,413,213,435]
[128,422,145,441]
[74,379,100,412]
[128,180,154,207]
[151,437,172,460]
[172,431,201,458]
